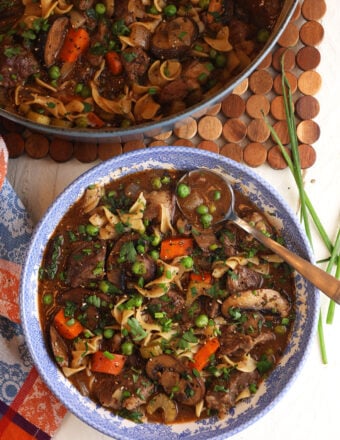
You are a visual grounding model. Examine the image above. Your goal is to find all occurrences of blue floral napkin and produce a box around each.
[0,178,66,439]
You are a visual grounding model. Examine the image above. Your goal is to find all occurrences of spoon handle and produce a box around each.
[233,216,340,304]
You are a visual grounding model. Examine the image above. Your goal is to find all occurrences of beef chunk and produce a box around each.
[121,47,150,83]
[0,45,39,87]
[66,240,106,287]
[227,264,263,293]
[148,289,185,318]
[205,370,260,418]
[219,325,253,361]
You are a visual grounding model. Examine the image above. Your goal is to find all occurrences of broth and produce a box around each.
[38,169,295,424]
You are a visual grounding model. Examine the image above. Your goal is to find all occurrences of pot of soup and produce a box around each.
[0,0,298,141]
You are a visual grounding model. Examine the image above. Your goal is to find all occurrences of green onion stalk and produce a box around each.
[264,56,340,364]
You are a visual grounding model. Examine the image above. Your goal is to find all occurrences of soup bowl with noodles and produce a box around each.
[20,147,318,439]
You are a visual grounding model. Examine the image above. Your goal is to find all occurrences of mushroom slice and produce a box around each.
[204,26,233,52]
[222,289,290,317]
[146,393,178,423]
[146,354,184,379]
[120,23,152,50]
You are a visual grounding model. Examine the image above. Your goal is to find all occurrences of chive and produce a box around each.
[326,229,340,324]
[265,57,340,364]
[103,351,114,360]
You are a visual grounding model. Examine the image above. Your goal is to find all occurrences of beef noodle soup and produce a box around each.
[38,168,295,424]
[0,0,283,129]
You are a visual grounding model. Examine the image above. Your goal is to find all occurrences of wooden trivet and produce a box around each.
[0,0,326,170]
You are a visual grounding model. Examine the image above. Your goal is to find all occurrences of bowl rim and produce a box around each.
[20,146,319,439]
[0,0,299,141]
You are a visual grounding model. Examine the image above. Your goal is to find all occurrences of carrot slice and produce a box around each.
[86,112,105,128]
[53,309,84,340]
[190,272,212,284]
[207,0,224,24]
[91,351,126,375]
[160,237,194,260]
[106,51,123,75]
[59,27,90,63]
[192,337,220,371]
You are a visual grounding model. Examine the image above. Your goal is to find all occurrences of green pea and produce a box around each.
[80,85,91,99]
[195,314,209,328]
[43,293,53,305]
[95,2,106,14]
[164,4,177,17]
[148,5,158,14]
[177,183,191,198]
[181,256,194,269]
[257,28,270,43]
[103,328,114,339]
[200,213,213,228]
[121,119,131,128]
[209,49,218,59]
[151,234,161,246]
[75,83,83,94]
[274,325,287,335]
[199,0,209,9]
[196,204,209,215]
[161,175,171,184]
[48,65,61,80]
[215,53,227,68]
[150,249,159,260]
[121,341,134,355]
[132,261,146,275]
[75,116,89,128]
[85,224,99,236]
[152,176,162,189]
[137,244,145,254]
[213,190,221,200]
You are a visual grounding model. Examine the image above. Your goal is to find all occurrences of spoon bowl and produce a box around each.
[176,169,340,303]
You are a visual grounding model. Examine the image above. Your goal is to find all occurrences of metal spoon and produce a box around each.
[176,169,340,303]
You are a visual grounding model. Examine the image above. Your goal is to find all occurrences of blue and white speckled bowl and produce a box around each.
[20,147,319,440]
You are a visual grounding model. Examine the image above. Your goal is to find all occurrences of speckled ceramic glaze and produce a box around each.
[20,147,319,440]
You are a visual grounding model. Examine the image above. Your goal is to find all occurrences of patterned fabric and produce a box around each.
[0,178,66,440]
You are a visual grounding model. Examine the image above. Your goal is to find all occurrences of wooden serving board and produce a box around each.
[0,0,326,170]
